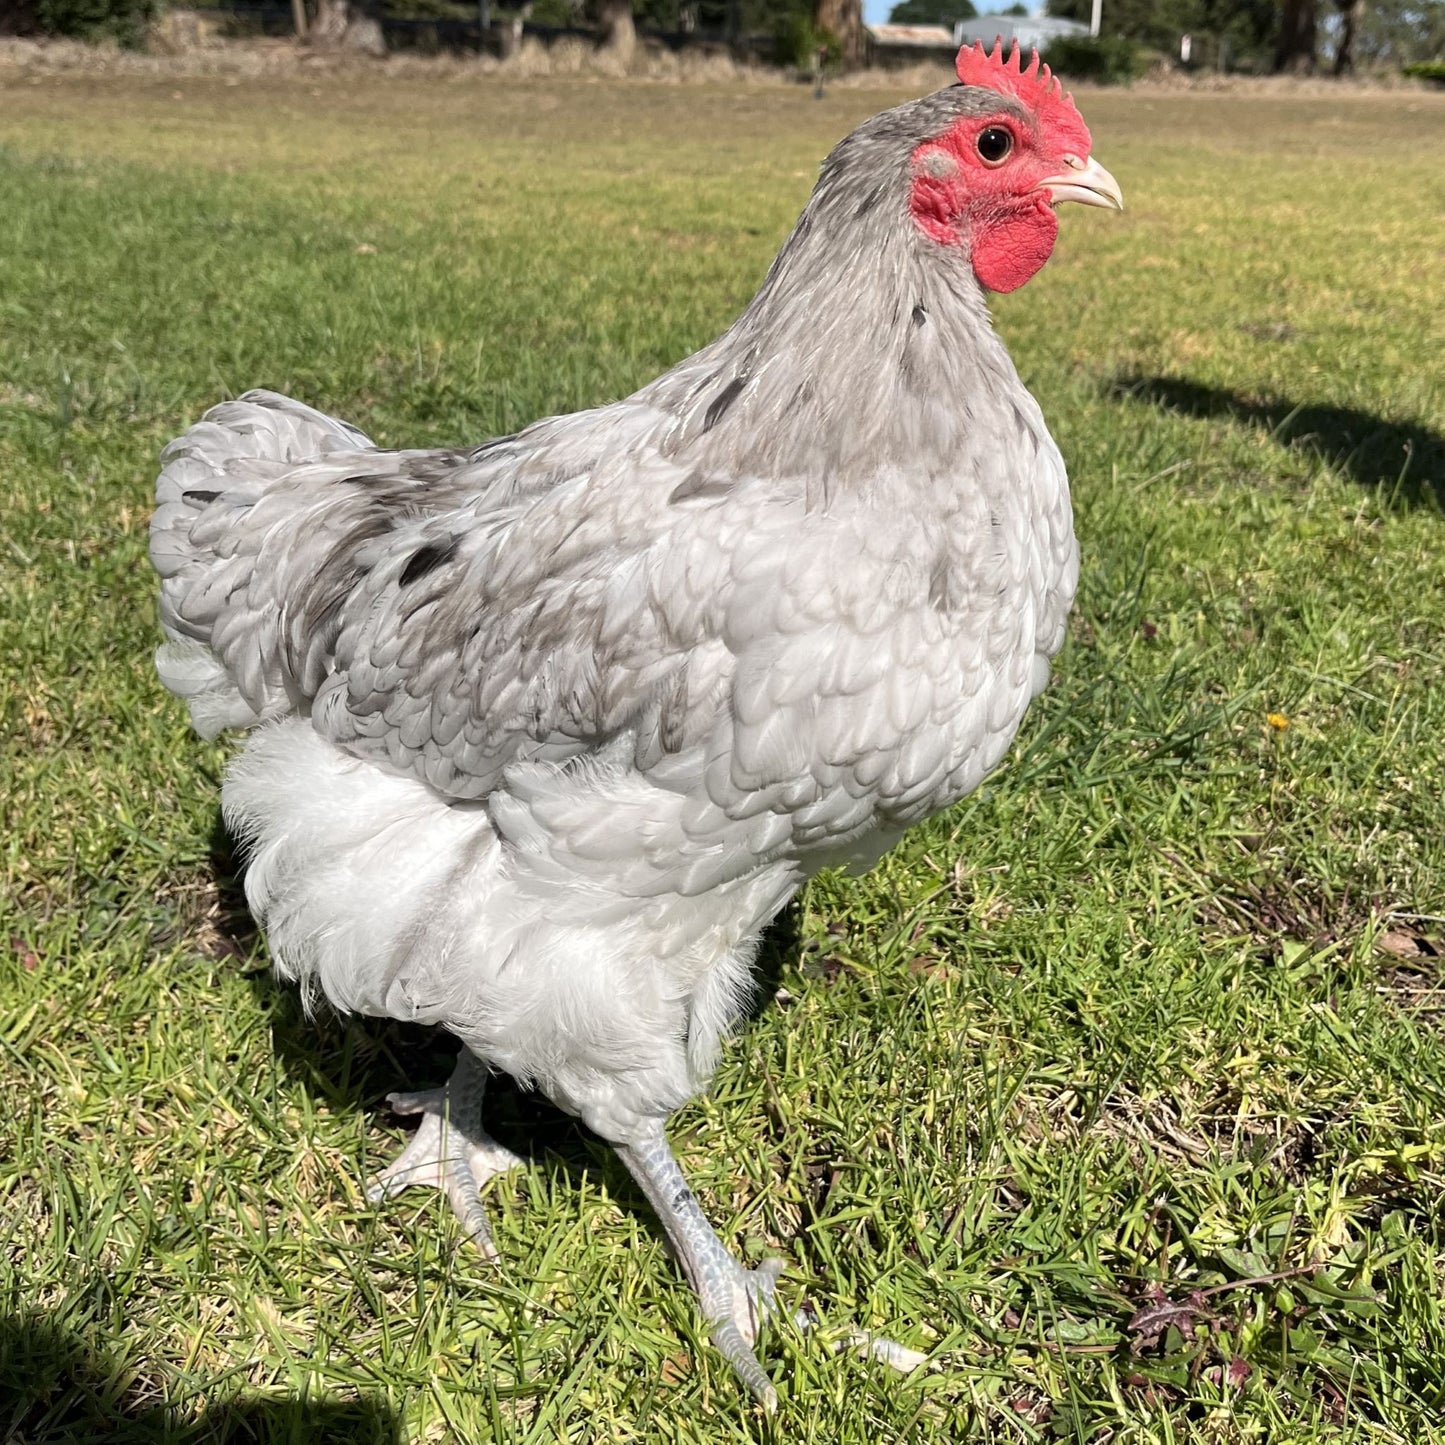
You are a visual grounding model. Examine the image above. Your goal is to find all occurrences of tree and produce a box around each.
[1332,0,1364,72]
[1273,0,1316,70]
[1047,0,1277,69]
[597,0,637,55]
[629,0,818,39]
[887,0,977,22]
[0,0,39,34]
[815,0,863,63]
[6,0,156,43]
[1357,0,1445,63]
[306,0,387,51]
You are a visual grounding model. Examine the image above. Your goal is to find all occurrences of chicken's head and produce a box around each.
[909,40,1123,294]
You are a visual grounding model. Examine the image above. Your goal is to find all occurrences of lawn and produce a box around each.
[2,67,1444,1443]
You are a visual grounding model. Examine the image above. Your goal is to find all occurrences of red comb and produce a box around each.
[955,39,1092,154]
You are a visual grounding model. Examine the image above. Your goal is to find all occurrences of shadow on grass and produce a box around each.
[1114,374,1445,510]
[0,1312,398,1445]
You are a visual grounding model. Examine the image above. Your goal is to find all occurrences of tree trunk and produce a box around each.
[310,0,351,45]
[595,0,635,71]
[308,0,386,53]
[1273,0,1317,72]
[0,0,36,34]
[1333,0,1364,73]
[815,0,863,68]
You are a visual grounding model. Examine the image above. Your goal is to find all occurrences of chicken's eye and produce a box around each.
[976,127,1014,166]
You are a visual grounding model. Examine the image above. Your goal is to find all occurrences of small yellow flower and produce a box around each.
[1266,712,1290,731]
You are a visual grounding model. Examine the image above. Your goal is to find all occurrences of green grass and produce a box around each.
[2,71,1444,1442]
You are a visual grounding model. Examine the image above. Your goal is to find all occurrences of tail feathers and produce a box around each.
[155,389,374,505]
[150,390,376,738]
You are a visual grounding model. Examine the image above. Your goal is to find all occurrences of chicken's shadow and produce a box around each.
[0,1308,398,1444]
[212,810,796,1205]
[1113,374,1445,510]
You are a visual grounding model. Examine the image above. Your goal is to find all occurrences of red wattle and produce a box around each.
[970,202,1058,294]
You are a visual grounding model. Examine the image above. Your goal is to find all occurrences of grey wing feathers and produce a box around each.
[151,389,480,739]
[149,389,714,790]
[309,441,732,800]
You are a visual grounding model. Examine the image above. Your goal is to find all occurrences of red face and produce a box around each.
[907,50,1121,294]
[912,104,1109,293]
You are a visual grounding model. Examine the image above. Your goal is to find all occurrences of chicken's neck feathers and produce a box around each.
[638,110,1043,491]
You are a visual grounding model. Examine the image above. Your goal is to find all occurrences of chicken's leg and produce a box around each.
[367,1049,522,1260]
[616,1119,786,1410]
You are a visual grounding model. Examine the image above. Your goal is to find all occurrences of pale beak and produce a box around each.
[1038,154,1125,211]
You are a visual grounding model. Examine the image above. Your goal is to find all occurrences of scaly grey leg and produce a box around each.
[366,1049,522,1260]
[616,1119,786,1411]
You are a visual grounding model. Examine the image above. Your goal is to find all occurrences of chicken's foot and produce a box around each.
[616,1119,785,1411]
[367,1049,522,1260]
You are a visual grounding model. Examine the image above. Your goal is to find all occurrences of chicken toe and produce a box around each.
[617,1121,787,1410]
[702,1256,787,1408]
[367,1050,522,1260]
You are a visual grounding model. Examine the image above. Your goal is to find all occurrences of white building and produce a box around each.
[952,15,1090,50]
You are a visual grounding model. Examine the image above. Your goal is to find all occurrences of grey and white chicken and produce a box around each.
[149,42,1122,1408]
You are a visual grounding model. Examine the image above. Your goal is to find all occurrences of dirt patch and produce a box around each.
[1373,915,1445,1018]
[1199,866,1374,958]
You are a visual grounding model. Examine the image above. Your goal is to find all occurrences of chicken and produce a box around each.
[148,41,1122,1408]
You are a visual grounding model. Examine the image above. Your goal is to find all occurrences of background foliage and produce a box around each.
[884,0,979,28]
[1045,0,1445,70]
[1362,0,1445,62]
[3,0,158,44]
[1042,32,1149,79]
[1047,0,1280,70]
[6,0,1445,72]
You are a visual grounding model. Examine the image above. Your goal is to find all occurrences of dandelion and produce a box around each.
[1266,712,1290,731]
